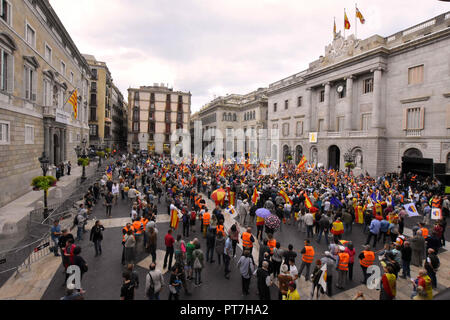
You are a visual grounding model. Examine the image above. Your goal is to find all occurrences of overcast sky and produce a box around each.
[50,0,449,113]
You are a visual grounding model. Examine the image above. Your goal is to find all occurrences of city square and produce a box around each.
[0,0,450,305]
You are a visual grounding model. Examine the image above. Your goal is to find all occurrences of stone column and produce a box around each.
[371,67,383,128]
[63,129,67,161]
[44,124,50,158]
[324,82,331,131]
[345,76,354,131]
[49,126,54,165]
[305,87,312,134]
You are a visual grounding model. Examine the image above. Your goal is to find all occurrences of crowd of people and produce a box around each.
[52,152,448,300]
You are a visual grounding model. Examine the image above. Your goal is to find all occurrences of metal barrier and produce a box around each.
[0,159,114,281]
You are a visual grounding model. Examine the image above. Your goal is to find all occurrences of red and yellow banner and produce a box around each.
[344,11,351,30]
[170,209,179,229]
[68,90,78,119]
[279,189,293,205]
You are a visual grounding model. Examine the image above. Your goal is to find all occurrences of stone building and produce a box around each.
[267,11,450,176]
[195,88,268,160]
[128,83,191,155]
[111,84,127,151]
[83,54,113,150]
[0,0,91,207]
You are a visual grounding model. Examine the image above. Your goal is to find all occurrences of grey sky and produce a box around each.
[50,0,449,112]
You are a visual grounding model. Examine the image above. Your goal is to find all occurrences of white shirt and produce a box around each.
[289,265,298,279]
[112,185,119,194]
[304,213,314,226]
[324,201,331,212]
[131,209,138,220]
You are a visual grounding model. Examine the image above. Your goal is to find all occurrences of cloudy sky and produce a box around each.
[50,0,449,112]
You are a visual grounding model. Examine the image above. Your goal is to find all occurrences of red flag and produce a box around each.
[252,187,258,205]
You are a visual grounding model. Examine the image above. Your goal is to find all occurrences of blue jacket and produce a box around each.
[380,220,390,232]
[369,219,381,234]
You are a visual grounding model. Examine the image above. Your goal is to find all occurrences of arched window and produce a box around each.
[228,113,232,121]
[233,113,237,121]
[404,148,423,158]
[223,113,227,121]
[253,110,256,119]
[244,113,247,121]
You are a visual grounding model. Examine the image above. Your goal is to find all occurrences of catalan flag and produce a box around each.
[68,90,78,119]
[218,165,225,178]
[356,7,365,24]
[344,10,351,30]
[279,189,293,205]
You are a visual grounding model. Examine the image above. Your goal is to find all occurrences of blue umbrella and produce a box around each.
[256,208,271,219]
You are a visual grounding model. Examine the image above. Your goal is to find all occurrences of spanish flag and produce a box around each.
[170,208,179,229]
[356,7,365,24]
[279,189,293,205]
[68,90,78,119]
[251,187,258,205]
[344,10,351,30]
[296,155,307,172]
[218,166,225,178]
[304,192,313,210]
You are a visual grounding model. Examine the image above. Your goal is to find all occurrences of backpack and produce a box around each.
[146,272,155,296]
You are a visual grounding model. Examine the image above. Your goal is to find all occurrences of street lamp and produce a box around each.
[75,138,87,181]
[38,152,50,219]
[344,149,355,175]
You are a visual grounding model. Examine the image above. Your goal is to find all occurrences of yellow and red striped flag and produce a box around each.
[279,189,293,205]
[218,165,225,177]
[356,7,365,24]
[344,10,351,30]
[68,90,78,119]
[296,155,307,172]
[251,187,258,205]
[304,192,313,209]
[170,208,179,229]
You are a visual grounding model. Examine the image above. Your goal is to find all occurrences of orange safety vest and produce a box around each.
[242,232,253,248]
[132,221,143,235]
[140,218,149,231]
[302,245,315,264]
[338,252,349,271]
[203,212,211,226]
[217,225,225,236]
[267,239,276,255]
[360,250,375,267]
[122,225,134,242]
[420,227,429,238]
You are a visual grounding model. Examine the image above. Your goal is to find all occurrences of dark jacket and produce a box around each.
[90,225,105,242]
[401,246,412,262]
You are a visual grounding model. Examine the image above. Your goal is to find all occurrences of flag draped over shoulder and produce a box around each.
[318,264,327,293]
[68,90,78,119]
[279,189,293,205]
[304,192,313,210]
[252,187,258,205]
[170,207,180,229]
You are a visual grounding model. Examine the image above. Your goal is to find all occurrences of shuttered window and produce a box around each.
[403,107,424,130]
[408,65,424,85]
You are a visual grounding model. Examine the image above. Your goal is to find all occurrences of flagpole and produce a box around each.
[344,8,346,39]
[355,3,358,39]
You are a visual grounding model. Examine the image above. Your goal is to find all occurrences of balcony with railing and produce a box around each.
[405,129,422,137]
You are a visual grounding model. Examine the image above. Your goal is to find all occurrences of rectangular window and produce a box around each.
[24,65,36,101]
[149,111,154,120]
[318,119,324,132]
[337,116,344,132]
[165,111,170,122]
[25,125,34,144]
[60,61,66,76]
[406,107,423,130]
[273,103,277,112]
[133,122,139,132]
[148,122,155,132]
[0,49,11,92]
[26,23,36,47]
[408,65,424,85]
[91,81,97,91]
[1,1,12,25]
[89,124,98,136]
[296,121,303,136]
[132,109,139,121]
[361,113,371,131]
[44,44,52,63]
[134,91,139,100]
[285,100,288,110]
[297,96,302,107]
[90,107,97,121]
[363,78,373,93]
[90,93,96,106]
[319,90,325,103]
[0,121,10,144]
[91,68,97,79]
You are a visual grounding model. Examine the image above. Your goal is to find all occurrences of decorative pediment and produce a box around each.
[0,32,17,52]
[43,69,56,79]
[23,56,40,69]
